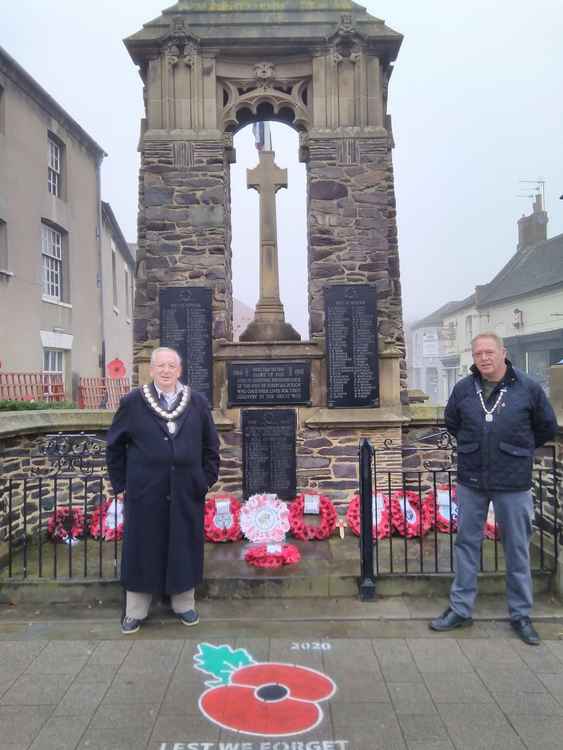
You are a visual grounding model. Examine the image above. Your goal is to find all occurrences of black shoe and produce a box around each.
[178,609,199,627]
[121,616,142,635]
[430,607,473,632]
[511,617,540,646]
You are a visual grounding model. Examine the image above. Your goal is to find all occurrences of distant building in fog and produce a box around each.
[408,195,563,401]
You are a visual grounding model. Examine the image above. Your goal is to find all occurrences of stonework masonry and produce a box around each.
[306,132,405,388]
[134,137,233,384]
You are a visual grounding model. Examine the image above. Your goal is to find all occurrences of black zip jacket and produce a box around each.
[444,361,557,491]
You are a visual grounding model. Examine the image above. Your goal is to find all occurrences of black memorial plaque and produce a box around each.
[159,287,213,403]
[242,409,296,500]
[325,284,379,408]
[228,361,310,406]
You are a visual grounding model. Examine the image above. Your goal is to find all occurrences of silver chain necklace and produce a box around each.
[142,384,190,434]
[478,387,506,423]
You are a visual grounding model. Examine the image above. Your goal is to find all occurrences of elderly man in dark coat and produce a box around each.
[106,346,220,634]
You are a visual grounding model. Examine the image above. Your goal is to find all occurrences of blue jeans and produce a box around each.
[450,484,534,620]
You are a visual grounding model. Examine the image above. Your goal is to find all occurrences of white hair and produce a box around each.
[150,347,181,366]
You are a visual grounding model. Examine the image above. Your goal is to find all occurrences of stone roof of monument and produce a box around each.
[125,1,402,63]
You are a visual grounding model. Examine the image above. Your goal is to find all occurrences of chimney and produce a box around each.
[517,193,548,251]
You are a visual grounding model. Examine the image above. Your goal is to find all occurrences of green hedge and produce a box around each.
[0,400,76,411]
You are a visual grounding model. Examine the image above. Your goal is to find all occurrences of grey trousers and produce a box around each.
[450,484,534,620]
[125,589,195,620]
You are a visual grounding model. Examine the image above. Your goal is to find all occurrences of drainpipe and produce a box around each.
[95,155,106,378]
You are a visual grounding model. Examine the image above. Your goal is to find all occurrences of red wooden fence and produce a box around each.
[79,378,131,409]
[0,373,65,402]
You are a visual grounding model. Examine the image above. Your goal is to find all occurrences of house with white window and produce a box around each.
[100,202,135,379]
[0,46,132,398]
[408,196,563,401]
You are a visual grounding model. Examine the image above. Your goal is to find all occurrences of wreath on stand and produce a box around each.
[425,485,458,533]
[244,543,301,568]
[288,492,337,541]
[346,493,392,539]
[391,490,434,538]
[47,506,85,544]
[484,503,501,540]
[89,497,124,541]
[204,495,242,543]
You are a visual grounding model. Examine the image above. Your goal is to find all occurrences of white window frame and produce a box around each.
[124,267,131,319]
[48,136,61,197]
[43,348,64,376]
[0,83,5,134]
[0,219,9,274]
[41,223,63,301]
[111,242,118,311]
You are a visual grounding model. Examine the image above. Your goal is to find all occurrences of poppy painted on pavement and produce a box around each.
[194,643,336,737]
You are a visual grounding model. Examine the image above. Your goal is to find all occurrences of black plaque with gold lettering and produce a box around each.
[242,409,296,500]
[228,361,310,406]
[159,287,212,403]
[325,285,379,408]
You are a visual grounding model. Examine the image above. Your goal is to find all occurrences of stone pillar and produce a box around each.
[305,130,406,392]
[133,135,233,383]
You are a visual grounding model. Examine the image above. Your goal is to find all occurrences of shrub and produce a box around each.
[0,400,76,411]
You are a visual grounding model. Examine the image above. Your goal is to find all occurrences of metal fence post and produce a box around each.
[359,438,376,600]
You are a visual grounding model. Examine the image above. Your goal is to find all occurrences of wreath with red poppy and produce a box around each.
[425,485,458,533]
[47,506,85,543]
[345,493,392,539]
[484,503,500,540]
[244,543,301,568]
[391,490,434,538]
[89,498,124,542]
[288,492,337,541]
[204,495,242,543]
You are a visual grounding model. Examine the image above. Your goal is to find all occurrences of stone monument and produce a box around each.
[125,1,406,504]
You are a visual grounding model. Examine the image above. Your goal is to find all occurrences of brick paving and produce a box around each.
[0,597,562,750]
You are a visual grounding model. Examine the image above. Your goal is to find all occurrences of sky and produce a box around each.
[2,1,563,337]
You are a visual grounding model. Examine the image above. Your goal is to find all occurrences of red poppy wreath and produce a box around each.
[89,497,124,542]
[47,506,85,544]
[204,495,242,543]
[288,492,337,541]
[346,493,392,539]
[244,543,301,568]
[391,490,433,538]
[425,484,459,533]
[484,502,501,540]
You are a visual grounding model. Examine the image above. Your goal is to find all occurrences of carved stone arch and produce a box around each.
[219,74,312,135]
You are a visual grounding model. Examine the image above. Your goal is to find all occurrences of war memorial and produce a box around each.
[128,0,406,506]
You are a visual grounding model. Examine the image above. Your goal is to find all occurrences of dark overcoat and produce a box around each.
[106,385,220,594]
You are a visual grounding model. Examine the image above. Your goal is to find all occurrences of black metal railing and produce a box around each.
[0,433,121,582]
[358,433,560,596]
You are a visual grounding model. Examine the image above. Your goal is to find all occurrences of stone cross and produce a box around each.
[239,150,300,341]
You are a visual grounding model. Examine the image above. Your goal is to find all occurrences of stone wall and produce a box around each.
[133,137,233,382]
[306,133,406,391]
[212,417,402,507]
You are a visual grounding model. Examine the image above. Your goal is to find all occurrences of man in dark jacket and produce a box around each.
[106,346,220,634]
[430,332,557,644]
